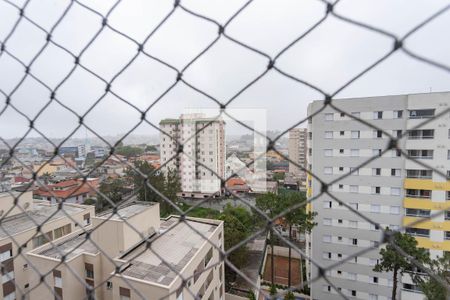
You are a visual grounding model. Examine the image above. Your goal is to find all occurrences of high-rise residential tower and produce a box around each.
[306,92,450,300]
[159,114,226,198]
[288,128,308,182]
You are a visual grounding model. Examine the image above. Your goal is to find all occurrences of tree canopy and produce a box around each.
[374,230,429,300]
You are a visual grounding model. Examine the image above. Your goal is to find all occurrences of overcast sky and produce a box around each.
[0,0,449,142]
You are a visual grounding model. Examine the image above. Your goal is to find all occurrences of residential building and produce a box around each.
[160,114,226,198]
[306,92,450,300]
[288,128,307,182]
[0,191,94,300]
[27,202,225,300]
[33,178,99,204]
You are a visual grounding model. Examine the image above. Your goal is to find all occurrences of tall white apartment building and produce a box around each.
[288,128,308,182]
[306,92,450,300]
[160,114,226,198]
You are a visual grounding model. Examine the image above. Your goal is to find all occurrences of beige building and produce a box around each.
[160,114,226,198]
[26,201,225,300]
[288,128,307,181]
[0,191,94,300]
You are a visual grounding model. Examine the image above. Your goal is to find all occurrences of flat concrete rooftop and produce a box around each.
[38,232,98,260]
[120,217,218,286]
[0,202,86,239]
[96,202,156,220]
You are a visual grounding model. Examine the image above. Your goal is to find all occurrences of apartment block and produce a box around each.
[288,128,308,182]
[0,191,94,300]
[160,114,226,198]
[306,92,450,300]
[26,201,225,300]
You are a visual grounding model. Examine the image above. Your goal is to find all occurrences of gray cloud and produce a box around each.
[0,0,449,141]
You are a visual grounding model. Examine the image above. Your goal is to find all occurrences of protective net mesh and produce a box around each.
[0,0,449,299]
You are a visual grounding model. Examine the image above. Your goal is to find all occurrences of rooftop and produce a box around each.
[120,217,219,286]
[0,202,86,239]
[38,232,98,260]
[96,202,156,220]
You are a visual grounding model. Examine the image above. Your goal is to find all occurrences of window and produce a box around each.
[407,149,433,159]
[324,149,333,157]
[85,263,94,279]
[350,167,359,175]
[323,218,332,226]
[408,129,434,140]
[324,131,333,139]
[54,270,62,288]
[351,131,360,139]
[445,232,450,240]
[349,203,358,210]
[372,277,378,284]
[374,130,382,138]
[407,169,431,178]
[406,209,431,218]
[54,224,71,239]
[371,205,381,213]
[323,252,332,259]
[325,113,334,121]
[351,112,360,118]
[374,111,383,119]
[323,235,332,243]
[391,168,400,176]
[120,287,131,300]
[406,189,432,199]
[33,231,53,248]
[393,110,403,118]
[390,206,400,215]
[406,227,430,237]
[372,186,381,194]
[373,149,382,157]
[395,129,402,138]
[324,167,333,175]
[339,166,344,171]
[323,201,332,208]
[340,131,345,136]
[338,219,343,224]
[2,271,14,283]
[372,168,381,176]
[339,149,344,154]
[352,239,358,246]
[350,149,359,157]
[106,281,113,289]
[403,283,422,292]
[409,109,435,119]
[348,273,357,280]
[351,290,357,297]
[204,247,213,267]
[338,184,343,189]
[350,185,358,193]
[391,187,401,196]
[0,248,12,262]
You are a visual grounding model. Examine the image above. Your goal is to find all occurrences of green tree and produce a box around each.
[247,291,256,300]
[374,230,429,300]
[115,145,144,158]
[279,190,316,287]
[413,253,450,300]
[256,191,316,287]
[284,291,295,300]
[256,193,279,285]
[219,204,253,283]
[145,145,157,152]
[97,178,126,211]
[128,161,166,212]
[269,284,277,297]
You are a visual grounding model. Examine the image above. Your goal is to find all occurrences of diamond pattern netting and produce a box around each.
[0,0,449,299]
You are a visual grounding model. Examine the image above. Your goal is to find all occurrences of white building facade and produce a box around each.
[160,114,226,198]
[306,92,450,300]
